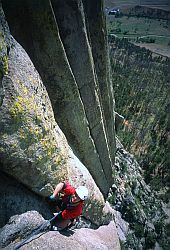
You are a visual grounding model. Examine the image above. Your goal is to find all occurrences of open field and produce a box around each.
[106,12,170,57]
[107,16,170,38]
[134,43,170,57]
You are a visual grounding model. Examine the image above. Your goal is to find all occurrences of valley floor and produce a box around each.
[134,43,170,57]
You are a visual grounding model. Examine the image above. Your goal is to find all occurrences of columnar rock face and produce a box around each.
[0,2,116,227]
[0,27,69,196]
[52,0,115,182]
[2,0,116,196]
[82,0,115,163]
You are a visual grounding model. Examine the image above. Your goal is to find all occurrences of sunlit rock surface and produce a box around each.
[2,0,116,197]
[0,2,115,228]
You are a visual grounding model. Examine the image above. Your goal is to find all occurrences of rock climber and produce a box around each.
[49,182,88,231]
[115,111,125,132]
[115,111,130,132]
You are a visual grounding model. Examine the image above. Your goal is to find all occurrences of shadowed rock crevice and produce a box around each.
[82,0,115,164]
[51,0,114,185]
[0,171,53,228]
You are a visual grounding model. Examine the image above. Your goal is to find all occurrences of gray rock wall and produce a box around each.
[82,0,115,163]
[0,3,115,228]
[2,0,116,196]
[0,32,68,196]
[51,0,114,184]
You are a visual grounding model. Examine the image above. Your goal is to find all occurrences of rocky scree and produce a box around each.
[107,138,169,250]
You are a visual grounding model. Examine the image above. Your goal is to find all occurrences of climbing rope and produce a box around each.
[13,212,61,250]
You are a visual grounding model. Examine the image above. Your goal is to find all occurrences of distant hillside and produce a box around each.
[104,0,170,11]
[106,6,170,57]
[110,37,170,202]
[122,5,170,20]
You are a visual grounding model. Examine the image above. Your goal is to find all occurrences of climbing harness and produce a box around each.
[13,212,62,250]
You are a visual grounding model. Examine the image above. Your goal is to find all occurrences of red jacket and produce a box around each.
[61,183,84,220]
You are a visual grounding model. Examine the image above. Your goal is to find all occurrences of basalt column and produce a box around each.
[82,0,116,164]
[2,0,116,196]
[51,0,114,187]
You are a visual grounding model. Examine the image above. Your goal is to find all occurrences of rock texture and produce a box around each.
[0,2,169,250]
[107,138,169,249]
[82,0,115,162]
[0,172,52,228]
[0,211,46,248]
[0,32,68,196]
[0,2,114,228]
[2,0,115,197]
[0,211,120,250]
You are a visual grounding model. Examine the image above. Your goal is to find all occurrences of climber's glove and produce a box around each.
[49,194,56,201]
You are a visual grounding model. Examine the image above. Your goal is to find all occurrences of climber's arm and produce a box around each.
[49,182,65,199]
